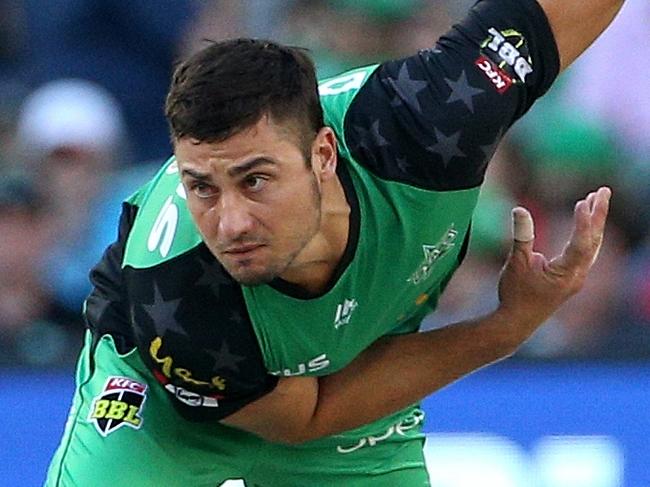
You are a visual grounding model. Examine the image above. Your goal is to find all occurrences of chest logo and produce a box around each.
[334,298,358,329]
[408,225,458,285]
[88,377,147,437]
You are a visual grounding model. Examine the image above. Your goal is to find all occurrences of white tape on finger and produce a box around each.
[512,208,535,242]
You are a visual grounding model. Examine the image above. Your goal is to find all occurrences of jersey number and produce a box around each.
[319,71,367,95]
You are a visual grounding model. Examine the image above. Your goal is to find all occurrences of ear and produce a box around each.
[311,127,338,181]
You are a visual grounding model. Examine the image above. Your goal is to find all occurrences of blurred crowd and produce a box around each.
[0,0,647,368]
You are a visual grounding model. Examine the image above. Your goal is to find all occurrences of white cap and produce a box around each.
[16,79,125,158]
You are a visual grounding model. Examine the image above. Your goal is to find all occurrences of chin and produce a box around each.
[232,273,275,287]
[225,264,280,287]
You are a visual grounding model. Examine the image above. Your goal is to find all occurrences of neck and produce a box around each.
[278,173,351,295]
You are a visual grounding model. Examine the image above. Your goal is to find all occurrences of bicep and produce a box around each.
[536,0,624,71]
[221,376,318,444]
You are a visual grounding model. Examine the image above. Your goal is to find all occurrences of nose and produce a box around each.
[216,192,256,241]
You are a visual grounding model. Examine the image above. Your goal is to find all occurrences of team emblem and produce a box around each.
[408,226,458,285]
[88,376,147,437]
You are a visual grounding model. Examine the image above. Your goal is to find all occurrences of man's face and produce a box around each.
[175,115,323,286]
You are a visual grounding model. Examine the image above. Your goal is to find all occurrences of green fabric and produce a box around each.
[51,65,486,486]
[245,68,480,445]
[45,333,430,486]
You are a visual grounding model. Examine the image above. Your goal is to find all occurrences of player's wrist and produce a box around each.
[491,304,548,352]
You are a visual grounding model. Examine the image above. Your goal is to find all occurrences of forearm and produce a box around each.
[224,308,527,444]
[301,308,529,442]
[537,0,625,71]
[224,190,610,445]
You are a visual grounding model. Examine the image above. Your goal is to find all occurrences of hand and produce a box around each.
[496,187,611,341]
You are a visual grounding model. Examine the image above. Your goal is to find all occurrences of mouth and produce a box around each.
[223,244,265,257]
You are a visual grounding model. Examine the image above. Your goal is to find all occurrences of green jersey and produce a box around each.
[47,0,560,484]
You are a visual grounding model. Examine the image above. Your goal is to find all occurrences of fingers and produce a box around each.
[512,207,535,243]
[558,186,611,272]
[510,206,535,263]
[589,186,611,243]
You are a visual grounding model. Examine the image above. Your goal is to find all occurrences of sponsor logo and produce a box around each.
[88,377,147,437]
[163,383,222,408]
[477,28,533,92]
[149,336,226,391]
[270,353,331,377]
[408,226,458,285]
[337,410,425,454]
[334,298,358,329]
[475,56,513,94]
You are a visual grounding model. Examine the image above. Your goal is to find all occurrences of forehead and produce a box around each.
[174,115,303,170]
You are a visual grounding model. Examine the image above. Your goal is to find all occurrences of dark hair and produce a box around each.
[165,39,324,152]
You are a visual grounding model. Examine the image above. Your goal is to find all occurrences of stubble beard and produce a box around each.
[219,174,323,287]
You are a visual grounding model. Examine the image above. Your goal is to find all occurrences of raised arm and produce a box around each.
[537,0,625,71]
[223,187,611,443]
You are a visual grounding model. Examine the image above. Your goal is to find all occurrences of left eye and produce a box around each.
[244,175,267,192]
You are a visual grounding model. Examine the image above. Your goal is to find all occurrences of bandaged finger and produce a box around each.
[512,207,534,242]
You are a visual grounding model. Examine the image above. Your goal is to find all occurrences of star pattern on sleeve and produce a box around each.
[445,71,484,113]
[85,294,112,325]
[388,62,428,113]
[353,119,390,153]
[475,128,504,178]
[426,128,466,167]
[207,341,246,373]
[479,128,503,162]
[195,256,233,295]
[343,47,517,190]
[141,282,187,338]
[395,156,411,174]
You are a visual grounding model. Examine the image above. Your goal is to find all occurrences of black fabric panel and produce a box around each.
[85,201,138,354]
[125,245,278,422]
[343,0,559,190]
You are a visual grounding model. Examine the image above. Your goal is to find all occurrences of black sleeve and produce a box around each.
[343,0,560,190]
[125,245,279,422]
[87,202,278,422]
[85,202,138,354]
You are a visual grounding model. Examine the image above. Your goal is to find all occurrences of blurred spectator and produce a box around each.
[282,0,452,77]
[562,0,650,169]
[0,0,25,79]
[21,0,198,162]
[0,0,645,367]
[0,175,83,367]
[560,0,650,248]
[594,240,650,359]
[13,79,154,316]
[179,0,291,56]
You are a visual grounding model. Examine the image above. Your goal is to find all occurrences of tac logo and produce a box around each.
[477,27,533,93]
[88,376,147,437]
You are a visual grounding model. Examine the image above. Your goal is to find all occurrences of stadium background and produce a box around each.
[0,0,648,485]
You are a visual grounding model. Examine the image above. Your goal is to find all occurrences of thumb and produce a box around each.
[511,206,535,255]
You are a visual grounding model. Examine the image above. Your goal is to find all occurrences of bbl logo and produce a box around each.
[476,27,534,93]
[89,376,147,436]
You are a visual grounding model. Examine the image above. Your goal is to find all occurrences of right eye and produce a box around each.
[190,182,217,199]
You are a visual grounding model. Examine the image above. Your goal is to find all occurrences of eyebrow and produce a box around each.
[226,157,277,177]
[180,157,277,182]
[180,167,211,181]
